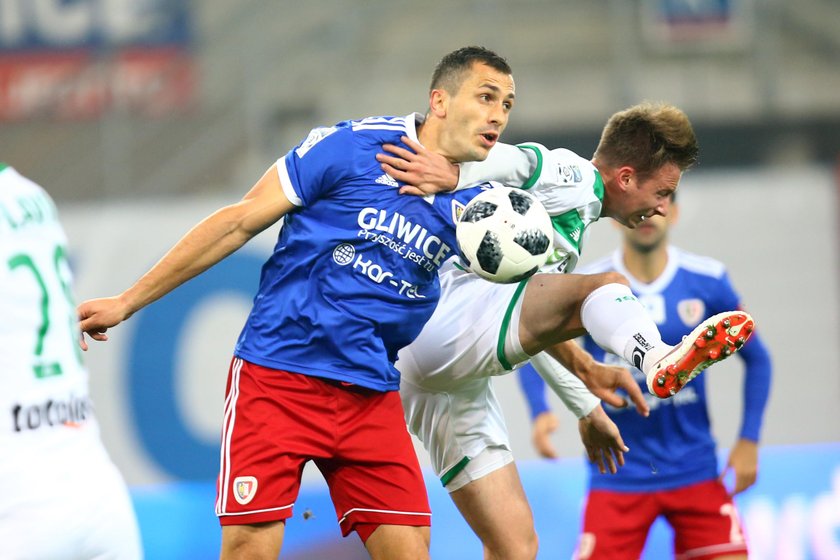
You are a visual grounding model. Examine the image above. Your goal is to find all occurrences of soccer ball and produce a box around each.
[457,186,554,284]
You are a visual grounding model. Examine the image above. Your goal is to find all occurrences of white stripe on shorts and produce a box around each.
[216,357,243,515]
[338,507,432,525]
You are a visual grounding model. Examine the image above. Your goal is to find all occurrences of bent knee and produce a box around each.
[588,271,630,290]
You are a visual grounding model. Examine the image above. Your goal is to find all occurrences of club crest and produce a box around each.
[233,476,258,505]
[452,199,466,223]
[677,298,705,327]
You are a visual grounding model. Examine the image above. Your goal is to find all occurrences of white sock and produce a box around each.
[580,283,672,374]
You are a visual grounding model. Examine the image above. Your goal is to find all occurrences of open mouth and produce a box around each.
[480,131,498,145]
[633,213,651,227]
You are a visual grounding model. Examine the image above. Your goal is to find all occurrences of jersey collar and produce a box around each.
[611,245,680,295]
[405,112,424,143]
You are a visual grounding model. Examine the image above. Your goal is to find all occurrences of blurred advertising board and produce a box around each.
[130,445,840,559]
[0,0,194,119]
[641,0,755,52]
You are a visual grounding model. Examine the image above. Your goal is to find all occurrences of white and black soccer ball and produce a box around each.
[457,186,554,284]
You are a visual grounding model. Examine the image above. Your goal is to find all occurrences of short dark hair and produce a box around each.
[429,46,512,95]
[594,102,699,178]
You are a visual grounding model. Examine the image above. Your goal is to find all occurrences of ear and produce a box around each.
[616,166,636,191]
[429,89,448,118]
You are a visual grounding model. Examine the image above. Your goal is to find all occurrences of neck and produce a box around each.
[417,117,461,164]
[416,120,441,157]
[622,243,669,283]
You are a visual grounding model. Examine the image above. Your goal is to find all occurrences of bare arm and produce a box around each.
[531,411,560,459]
[78,164,295,348]
[545,340,650,417]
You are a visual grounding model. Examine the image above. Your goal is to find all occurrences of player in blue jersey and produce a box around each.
[76,46,518,560]
[519,195,772,559]
[377,103,755,560]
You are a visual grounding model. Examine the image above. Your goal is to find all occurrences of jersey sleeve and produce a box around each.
[526,147,603,216]
[709,271,772,442]
[277,124,355,207]
[736,329,772,442]
[456,143,539,190]
[529,352,600,419]
[517,362,551,419]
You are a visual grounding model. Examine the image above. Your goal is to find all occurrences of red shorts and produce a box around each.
[576,480,748,560]
[215,358,431,536]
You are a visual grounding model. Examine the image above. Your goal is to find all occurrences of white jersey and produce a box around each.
[0,165,92,437]
[399,145,602,483]
[0,164,141,559]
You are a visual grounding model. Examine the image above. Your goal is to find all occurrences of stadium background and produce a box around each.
[3,0,839,558]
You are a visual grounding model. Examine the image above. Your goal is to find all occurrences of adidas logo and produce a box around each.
[569,227,581,242]
[375,173,399,188]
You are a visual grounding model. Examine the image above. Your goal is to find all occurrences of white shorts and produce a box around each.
[442,446,515,492]
[397,263,531,487]
[0,427,142,559]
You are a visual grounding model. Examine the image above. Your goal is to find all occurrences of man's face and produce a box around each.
[614,162,681,228]
[436,62,515,162]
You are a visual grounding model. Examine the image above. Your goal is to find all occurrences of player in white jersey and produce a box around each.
[378,103,755,559]
[0,164,142,559]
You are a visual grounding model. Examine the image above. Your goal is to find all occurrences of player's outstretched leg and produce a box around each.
[646,311,755,399]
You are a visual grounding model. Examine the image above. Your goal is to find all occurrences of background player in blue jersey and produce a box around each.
[519,195,772,559]
[76,46,517,560]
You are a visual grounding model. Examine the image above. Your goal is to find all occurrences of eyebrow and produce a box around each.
[478,83,516,100]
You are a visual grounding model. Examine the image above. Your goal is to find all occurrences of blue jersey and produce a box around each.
[234,114,483,392]
[577,247,772,491]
